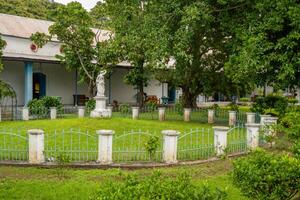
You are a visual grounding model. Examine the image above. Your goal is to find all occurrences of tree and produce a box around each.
[93,1,163,107]
[0,36,5,70]
[31,2,117,97]
[148,1,236,108]
[0,0,62,20]
[224,0,300,93]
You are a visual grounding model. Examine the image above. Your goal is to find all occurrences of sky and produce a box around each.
[54,0,99,11]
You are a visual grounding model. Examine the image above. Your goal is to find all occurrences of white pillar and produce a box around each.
[97,130,114,164]
[184,108,191,122]
[162,130,179,164]
[246,123,261,150]
[208,109,215,124]
[107,106,113,118]
[132,107,139,120]
[213,126,229,156]
[22,107,29,121]
[228,111,237,126]
[78,106,85,118]
[28,129,45,164]
[158,107,166,121]
[246,112,256,124]
[260,115,271,126]
[50,107,57,120]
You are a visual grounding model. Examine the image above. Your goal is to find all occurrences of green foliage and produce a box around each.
[225,0,300,90]
[0,80,16,102]
[232,149,300,200]
[0,0,62,20]
[91,171,227,200]
[228,103,239,112]
[239,98,249,102]
[144,101,157,112]
[251,96,288,117]
[119,104,130,115]
[288,98,299,105]
[175,99,184,115]
[144,135,159,160]
[0,36,5,70]
[85,99,96,113]
[27,96,62,116]
[30,32,51,48]
[56,152,71,165]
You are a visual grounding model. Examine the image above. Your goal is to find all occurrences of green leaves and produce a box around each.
[232,149,300,200]
[0,36,5,71]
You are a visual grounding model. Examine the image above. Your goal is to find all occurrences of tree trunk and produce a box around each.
[136,83,145,108]
[181,86,197,108]
[87,79,95,98]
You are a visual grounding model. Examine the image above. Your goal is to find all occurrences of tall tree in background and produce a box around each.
[0,36,5,70]
[93,1,163,107]
[224,0,300,95]
[31,2,117,97]
[0,0,62,20]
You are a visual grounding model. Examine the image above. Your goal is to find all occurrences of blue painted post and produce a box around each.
[24,62,33,105]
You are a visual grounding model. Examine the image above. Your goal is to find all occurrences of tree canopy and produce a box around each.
[0,0,62,20]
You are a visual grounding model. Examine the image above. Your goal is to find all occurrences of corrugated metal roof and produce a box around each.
[0,13,110,42]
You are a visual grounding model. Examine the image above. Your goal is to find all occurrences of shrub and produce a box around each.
[239,97,249,102]
[27,96,62,116]
[41,96,62,109]
[228,102,239,112]
[85,99,95,113]
[251,96,288,117]
[27,99,45,116]
[91,171,228,200]
[119,104,130,115]
[288,98,299,105]
[144,101,157,112]
[144,135,159,160]
[232,149,300,200]
[174,99,184,115]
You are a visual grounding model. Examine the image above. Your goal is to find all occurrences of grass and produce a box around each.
[0,118,247,163]
[0,159,248,200]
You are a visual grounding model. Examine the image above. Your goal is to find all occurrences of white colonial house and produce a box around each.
[0,13,173,106]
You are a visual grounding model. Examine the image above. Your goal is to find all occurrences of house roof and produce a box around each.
[0,13,111,42]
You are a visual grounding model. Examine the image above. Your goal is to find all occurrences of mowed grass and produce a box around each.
[0,159,248,200]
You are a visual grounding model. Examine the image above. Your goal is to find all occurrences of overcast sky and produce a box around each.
[54,0,99,10]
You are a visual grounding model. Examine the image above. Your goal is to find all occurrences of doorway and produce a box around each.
[33,73,46,99]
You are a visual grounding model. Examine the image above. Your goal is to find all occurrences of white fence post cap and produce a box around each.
[96,130,115,135]
[162,130,180,136]
[245,123,261,128]
[213,126,230,131]
[28,129,44,135]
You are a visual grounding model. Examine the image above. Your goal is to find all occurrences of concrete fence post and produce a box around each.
[22,107,29,121]
[50,107,57,120]
[78,106,85,118]
[246,112,256,124]
[228,111,237,126]
[28,129,45,164]
[132,107,139,120]
[184,108,191,122]
[0,107,2,122]
[260,115,271,126]
[97,130,114,164]
[158,107,166,121]
[162,130,180,164]
[208,109,215,124]
[246,123,261,150]
[213,126,229,156]
[107,106,113,118]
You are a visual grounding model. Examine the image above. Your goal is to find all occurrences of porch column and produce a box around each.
[24,62,33,105]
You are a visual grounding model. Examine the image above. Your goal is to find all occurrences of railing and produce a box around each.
[177,128,215,160]
[227,125,247,154]
[113,130,163,163]
[44,129,98,162]
[0,128,28,161]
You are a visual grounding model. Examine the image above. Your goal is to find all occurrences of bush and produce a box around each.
[144,135,159,160]
[27,96,62,116]
[144,101,157,112]
[251,95,288,117]
[85,99,95,113]
[91,171,227,200]
[174,99,184,115]
[119,104,130,115]
[232,149,300,200]
[288,98,299,105]
[228,102,239,112]
[239,97,249,102]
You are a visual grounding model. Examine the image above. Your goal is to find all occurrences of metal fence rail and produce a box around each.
[177,128,215,160]
[0,128,28,161]
[113,130,163,163]
[214,109,229,125]
[227,125,247,154]
[190,108,208,123]
[58,106,78,118]
[44,129,98,162]
[1,106,23,121]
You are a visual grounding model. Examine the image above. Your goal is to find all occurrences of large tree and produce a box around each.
[31,2,117,97]
[0,36,5,70]
[92,1,164,107]
[224,0,300,94]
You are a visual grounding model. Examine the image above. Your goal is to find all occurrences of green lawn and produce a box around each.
[0,118,246,163]
[0,159,248,200]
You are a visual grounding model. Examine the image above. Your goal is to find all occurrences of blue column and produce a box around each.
[24,62,33,105]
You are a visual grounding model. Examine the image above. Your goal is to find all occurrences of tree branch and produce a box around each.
[76,52,94,80]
